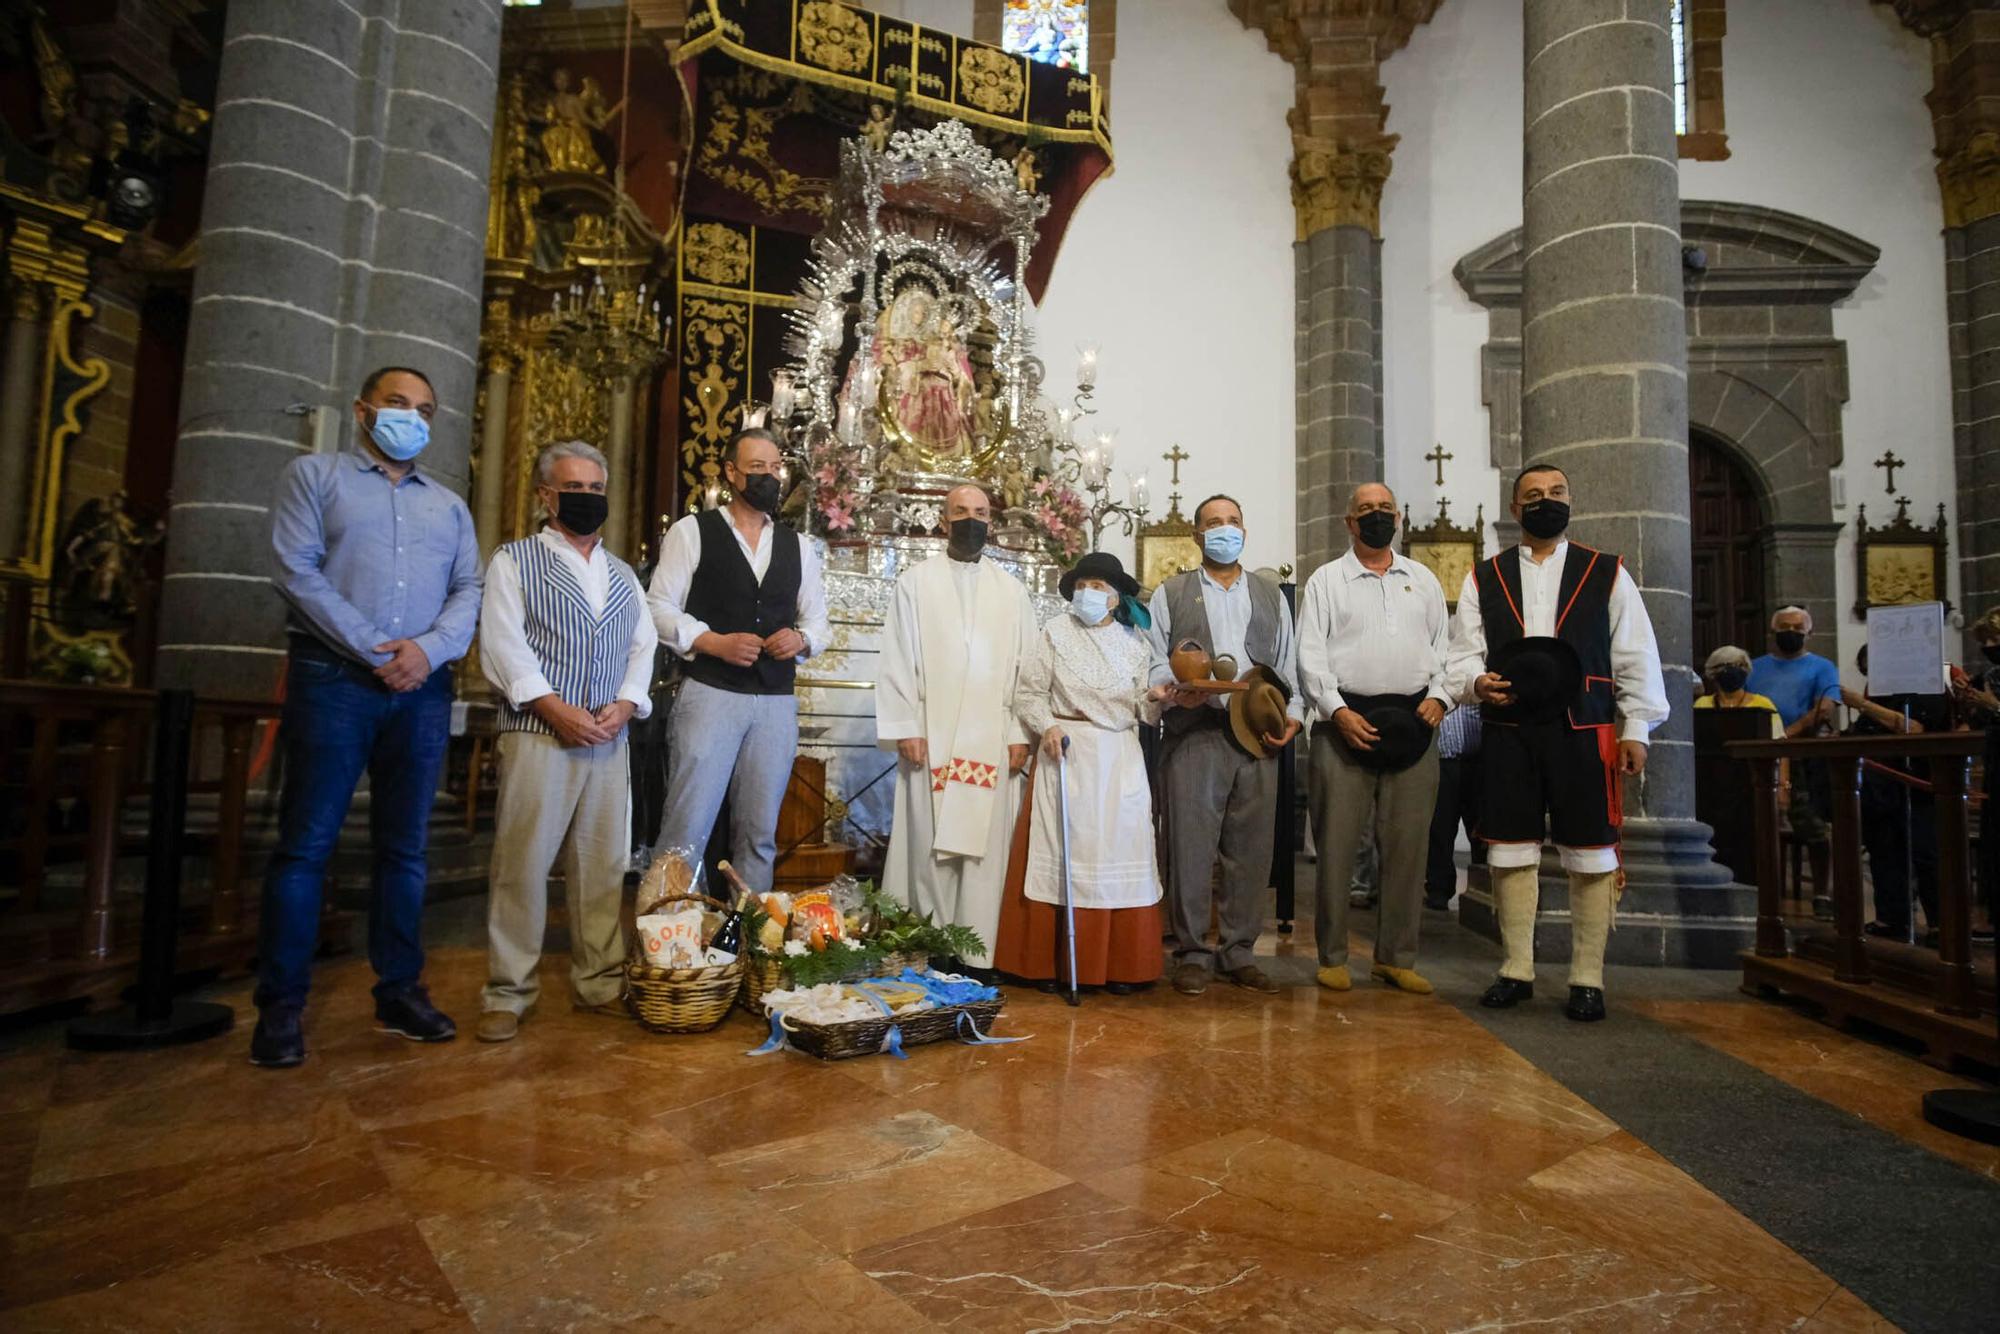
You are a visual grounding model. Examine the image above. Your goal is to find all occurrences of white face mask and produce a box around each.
[1070,586,1115,625]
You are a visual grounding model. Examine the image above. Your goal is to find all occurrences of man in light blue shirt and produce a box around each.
[1148,495,1304,998]
[253,366,482,1068]
[1747,604,1840,847]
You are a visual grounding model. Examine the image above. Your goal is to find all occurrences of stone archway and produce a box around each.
[1455,200,1873,663]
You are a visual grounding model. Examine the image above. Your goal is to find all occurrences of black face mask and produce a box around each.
[1519,498,1570,540]
[555,491,609,536]
[1713,667,1749,694]
[1774,630,1807,655]
[739,472,782,514]
[946,517,988,560]
[1354,511,1397,551]
[1983,645,2000,666]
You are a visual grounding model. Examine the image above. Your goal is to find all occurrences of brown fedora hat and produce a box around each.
[1227,664,1292,759]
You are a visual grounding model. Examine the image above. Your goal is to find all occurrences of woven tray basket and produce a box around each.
[626,892,743,1034]
[738,948,930,1013]
[779,997,1004,1061]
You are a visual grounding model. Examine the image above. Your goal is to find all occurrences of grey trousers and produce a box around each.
[656,678,798,892]
[1163,724,1277,972]
[1309,728,1439,970]
[484,731,630,1014]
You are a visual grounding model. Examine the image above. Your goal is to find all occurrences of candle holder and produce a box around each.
[1043,373,1148,550]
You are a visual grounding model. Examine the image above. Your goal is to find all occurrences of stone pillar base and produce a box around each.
[1457,818,1756,970]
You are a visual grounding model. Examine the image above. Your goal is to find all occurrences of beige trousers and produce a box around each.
[483,730,630,1014]
[1309,728,1439,970]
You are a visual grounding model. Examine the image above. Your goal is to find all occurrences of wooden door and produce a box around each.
[1689,432,1768,659]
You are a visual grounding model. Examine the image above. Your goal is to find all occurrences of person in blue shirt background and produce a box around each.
[252,365,484,1069]
[1748,604,1842,851]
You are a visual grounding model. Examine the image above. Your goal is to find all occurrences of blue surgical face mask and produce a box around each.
[1070,586,1114,625]
[1201,524,1245,565]
[367,406,430,461]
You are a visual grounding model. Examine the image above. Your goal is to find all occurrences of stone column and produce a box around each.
[1233,2,1439,579]
[1293,140,1390,575]
[155,0,503,696]
[1516,0,1735,958]
[0,282,45,560]
[1905,3,2000,640]
[604,376,636,559]
[473,353,512,555]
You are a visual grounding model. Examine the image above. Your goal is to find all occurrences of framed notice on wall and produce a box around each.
[1864,602,1947,696]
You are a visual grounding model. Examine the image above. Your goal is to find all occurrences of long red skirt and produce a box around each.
[991,757,1166,986]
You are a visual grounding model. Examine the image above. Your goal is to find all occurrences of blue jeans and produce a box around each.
[255,641,452,1011]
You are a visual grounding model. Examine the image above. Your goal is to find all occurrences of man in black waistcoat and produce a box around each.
[647,428,831,891]
[1446,463,1670,1022]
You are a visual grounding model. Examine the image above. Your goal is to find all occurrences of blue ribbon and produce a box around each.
[746,1009,791,1056]
[956,1010,1029,1045]
[880,1025,908,1059]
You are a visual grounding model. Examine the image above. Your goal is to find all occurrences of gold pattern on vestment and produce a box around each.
[683,222,752,286]
[957,45,1025,117]
[799,1,874,75]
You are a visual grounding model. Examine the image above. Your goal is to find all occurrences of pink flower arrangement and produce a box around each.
[1025,478,1089,561]
[807,433,868,533]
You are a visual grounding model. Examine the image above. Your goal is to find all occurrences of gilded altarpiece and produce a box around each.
[668,0,1112,516]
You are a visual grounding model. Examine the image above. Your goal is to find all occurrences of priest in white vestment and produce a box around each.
[875,484,1037,967]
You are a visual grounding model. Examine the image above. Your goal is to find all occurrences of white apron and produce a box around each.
[1023,723,1163,909]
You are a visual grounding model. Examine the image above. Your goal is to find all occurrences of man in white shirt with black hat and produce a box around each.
[1296,482,1452,997]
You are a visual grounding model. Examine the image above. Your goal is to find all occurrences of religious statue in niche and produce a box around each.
[53,491,163,631]
[539,67,623,175]
[867,277,978,465]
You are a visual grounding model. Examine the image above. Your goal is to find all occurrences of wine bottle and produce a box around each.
[709,906,745,956]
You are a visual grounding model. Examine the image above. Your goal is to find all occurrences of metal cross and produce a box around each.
[1163,443,1189,487]
[1425,442,1453,487]
[1874,450,1904,495]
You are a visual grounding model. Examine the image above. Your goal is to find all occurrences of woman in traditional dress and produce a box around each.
[995,552,1168,991]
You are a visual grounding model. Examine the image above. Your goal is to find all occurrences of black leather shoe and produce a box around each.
[1035,979,1061,994]
[1478,977,1534,1009]
[249,1008,305,1068]
[376,986,457,1043]
[1104,981,1147,996]
[1564,986,1607,1023]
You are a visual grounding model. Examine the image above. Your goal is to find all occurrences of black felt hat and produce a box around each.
[1059,551,1141,601]
[1487,636,1584,723]
[1353,705,1436,773]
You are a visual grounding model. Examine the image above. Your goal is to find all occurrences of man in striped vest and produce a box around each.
[475,441,658,1043]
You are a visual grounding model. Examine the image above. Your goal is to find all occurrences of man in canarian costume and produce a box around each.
[876,483,1037,968]
[1446,462,1669,1024]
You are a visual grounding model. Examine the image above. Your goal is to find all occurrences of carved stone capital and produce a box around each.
[1290,133,1396,239]
[1940,127,2000,227]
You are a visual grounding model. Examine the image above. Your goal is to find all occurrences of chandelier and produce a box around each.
[543,2,669,382]
[548,266,668,380]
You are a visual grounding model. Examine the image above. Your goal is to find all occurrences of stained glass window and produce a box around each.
[1002,1,1088,74]
[1671,0,1689,135]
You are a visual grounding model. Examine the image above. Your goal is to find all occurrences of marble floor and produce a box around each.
[0,881,1990,1332]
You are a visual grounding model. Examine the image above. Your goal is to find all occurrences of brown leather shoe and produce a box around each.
[572,996,628,1017]
[474,1010,519,1043]
[1171,962,1210,996]
[1227,964,1281,994]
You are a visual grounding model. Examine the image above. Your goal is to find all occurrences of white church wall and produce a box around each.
[1382,0,1950,682]
[867,0,975,36]
[1031,0,1296,574]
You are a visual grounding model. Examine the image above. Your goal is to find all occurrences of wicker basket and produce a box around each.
[779,997,1005,1061]
[739,948,931,1013]
[626,892,744,1034]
